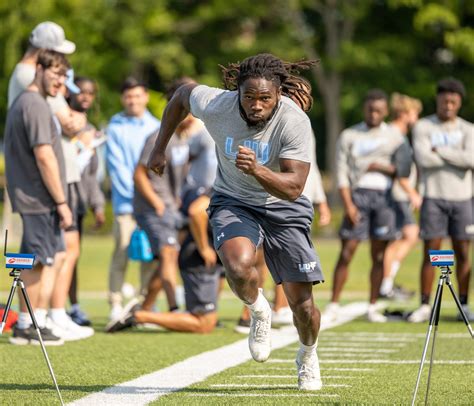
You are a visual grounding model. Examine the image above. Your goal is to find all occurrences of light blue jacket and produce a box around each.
[106,110,160,214]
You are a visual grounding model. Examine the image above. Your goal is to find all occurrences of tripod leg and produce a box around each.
[19,281,64,406]
[411,276,444,406]
[0,278,18,334]
[424,281,443,405]
[445,279,474,338]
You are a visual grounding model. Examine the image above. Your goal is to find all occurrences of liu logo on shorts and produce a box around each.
[298,261,317,273]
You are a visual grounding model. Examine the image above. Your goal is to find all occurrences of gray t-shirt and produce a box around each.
[413,115,473,201]
[134,133,189,214]
[336,122,404,190]
[186,127,217,189]
[189,85,312,206]
[4,91,67,214]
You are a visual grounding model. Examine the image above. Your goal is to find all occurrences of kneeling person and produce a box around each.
[106,192,220,333]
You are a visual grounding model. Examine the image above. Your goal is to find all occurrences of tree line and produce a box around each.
[1,0,473,196]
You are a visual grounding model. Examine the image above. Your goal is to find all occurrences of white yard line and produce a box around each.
[268,359,474,365]
[210,383,351,388]
[322,332,469,338]
[68,301,370,406]
[236,375,360,379]
[283,347,399,353]
[250,367,374,372]
[187,393,340,398]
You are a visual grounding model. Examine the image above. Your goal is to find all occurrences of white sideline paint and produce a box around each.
[68,301,370,406]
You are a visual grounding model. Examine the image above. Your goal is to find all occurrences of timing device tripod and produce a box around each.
[0,230,64,405]
[411,250,474,406]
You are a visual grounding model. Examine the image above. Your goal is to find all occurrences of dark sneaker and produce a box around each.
[9,325,34,345]
[234,318,251,334]
[105,300,140,333]
[68,307,91,326]
[380,285,415,301]
[9,325,64,346]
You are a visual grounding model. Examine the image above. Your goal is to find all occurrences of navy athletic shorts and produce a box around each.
[208,193,324,285]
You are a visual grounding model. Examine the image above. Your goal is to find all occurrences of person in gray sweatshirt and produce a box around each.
[323,89,405,323]
[409,78,474,322]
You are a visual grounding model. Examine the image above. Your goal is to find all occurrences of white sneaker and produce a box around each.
[367,310,387,323]
[249,305,272,363]
[321,302,340,323]
[296,348,322,390]
[109,303,123,321]
[272,306,293,325]
[407,304,432,323]
[49,315,94,341]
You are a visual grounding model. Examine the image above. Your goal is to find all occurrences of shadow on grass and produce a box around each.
[0,383,107,392]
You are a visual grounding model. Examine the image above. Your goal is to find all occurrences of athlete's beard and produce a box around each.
[238,99,280,131]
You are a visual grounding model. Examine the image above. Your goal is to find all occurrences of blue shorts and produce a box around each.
[208,193,324,285]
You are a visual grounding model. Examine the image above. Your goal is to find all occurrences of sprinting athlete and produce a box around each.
[148,54,324,390]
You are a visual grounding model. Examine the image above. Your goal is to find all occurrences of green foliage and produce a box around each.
[414,3,459,34]
[0,1,473,171]
[445,28,474,64]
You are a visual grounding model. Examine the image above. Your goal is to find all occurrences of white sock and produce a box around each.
[70,304,81,313]
[390,261,401,278]
[50,308,69,324]
[34,308,47,328]
[17,312,32,329]
[300,340,318,353]
[246,288,270,314]
[368,304,378,314]
[380,278,394,295]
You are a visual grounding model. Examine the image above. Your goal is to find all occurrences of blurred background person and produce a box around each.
[67,76,106,326]
[4,50,72,345]
[324,89,404,323]
[409,78,473,322]
[106,77,160,320]
[45,69,95,341]
[379,93,423,300]
[4,21,81,245]
[129,85,191,313]
[106,189,221,334]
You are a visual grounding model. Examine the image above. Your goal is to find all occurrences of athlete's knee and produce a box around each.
[288,296,314,325]
[222,252,255,281]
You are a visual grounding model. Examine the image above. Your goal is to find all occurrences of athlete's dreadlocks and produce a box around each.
[220,53,317,112]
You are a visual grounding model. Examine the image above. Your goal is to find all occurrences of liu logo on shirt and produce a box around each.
[224,137,270,164]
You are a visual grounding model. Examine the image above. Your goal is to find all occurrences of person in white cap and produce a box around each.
[8,22,76,109]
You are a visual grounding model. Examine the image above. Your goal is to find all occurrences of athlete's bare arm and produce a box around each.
[236,145,310,201]
[148,83,198,174]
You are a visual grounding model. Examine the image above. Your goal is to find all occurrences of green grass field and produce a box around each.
[0,235,473,405]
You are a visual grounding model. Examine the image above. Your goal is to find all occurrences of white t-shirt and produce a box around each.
[7,62,68,111]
